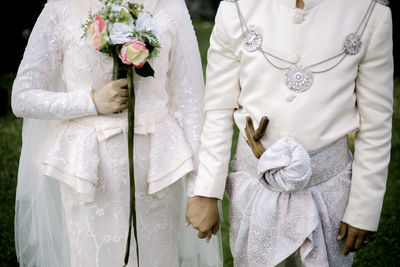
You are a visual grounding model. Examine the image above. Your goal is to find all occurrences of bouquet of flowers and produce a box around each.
[82,0,160,78]
[81,1,160,265]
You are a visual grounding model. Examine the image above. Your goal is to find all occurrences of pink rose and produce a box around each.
[119,39,150,68]
[87,14,107,50]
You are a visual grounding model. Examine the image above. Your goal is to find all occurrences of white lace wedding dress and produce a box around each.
[12,0,222,266]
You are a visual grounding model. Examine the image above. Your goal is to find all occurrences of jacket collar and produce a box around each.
[280,0,326,10]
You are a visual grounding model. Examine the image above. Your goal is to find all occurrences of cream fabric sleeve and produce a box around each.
[194,3,241,199]
[342,7,394,231]
[12,3,97,120]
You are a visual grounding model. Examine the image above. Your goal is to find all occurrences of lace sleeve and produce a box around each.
[11,3,97,120]
[167,5,205,197]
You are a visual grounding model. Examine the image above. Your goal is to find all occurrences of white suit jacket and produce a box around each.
[195,0,393,231]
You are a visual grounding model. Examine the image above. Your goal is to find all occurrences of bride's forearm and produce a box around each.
[12,88,97,120]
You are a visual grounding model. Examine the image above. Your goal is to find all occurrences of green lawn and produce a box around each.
[0,20,398,267]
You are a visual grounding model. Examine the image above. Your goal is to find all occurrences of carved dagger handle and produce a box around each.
[244,116,269,159]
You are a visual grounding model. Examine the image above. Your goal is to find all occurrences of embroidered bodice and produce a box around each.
[12,0,204,197]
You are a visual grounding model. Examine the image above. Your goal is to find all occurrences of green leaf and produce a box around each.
[99,44,114,55]
[119,8,132,24]
[135,62,154,78]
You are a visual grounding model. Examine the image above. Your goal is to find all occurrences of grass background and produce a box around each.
[0,20,398,266]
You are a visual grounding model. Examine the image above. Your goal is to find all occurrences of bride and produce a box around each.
[11,0,222,266]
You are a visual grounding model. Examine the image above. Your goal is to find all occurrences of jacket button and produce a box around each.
[293,14,304,24]
[285,94,296,102]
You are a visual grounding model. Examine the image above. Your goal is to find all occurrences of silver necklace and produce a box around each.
[231,0,378,93]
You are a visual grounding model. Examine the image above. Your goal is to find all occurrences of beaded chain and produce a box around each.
[225,0,383,93]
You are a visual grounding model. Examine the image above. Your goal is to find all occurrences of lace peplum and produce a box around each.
[12,0,204,197]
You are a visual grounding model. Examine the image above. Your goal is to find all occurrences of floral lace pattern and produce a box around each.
[12,0,203,195]
[226,135,355,266]
[11,3,97,120]
[12,0,207,266]
[60,134,184,266]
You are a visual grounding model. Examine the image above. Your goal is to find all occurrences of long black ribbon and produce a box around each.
[112,53,139,267]
[123,67,139,267]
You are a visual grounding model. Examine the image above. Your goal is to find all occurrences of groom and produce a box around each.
[186,0,393,266]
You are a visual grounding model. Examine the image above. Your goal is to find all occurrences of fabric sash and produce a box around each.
[238,135,350,192]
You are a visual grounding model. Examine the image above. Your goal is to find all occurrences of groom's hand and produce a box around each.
[186,196,220,243]
[337,222,375,256]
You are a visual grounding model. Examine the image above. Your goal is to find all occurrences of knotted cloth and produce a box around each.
[227,135,354,267]
[258,136,312,193]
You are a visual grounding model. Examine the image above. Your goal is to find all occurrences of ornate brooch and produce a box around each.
[231,0,377,94]
[243,29,263,52]
[344,33,362,55]
[284,66,314,93]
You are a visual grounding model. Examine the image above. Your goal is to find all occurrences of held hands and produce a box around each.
[92,79,129,114]
[337,222,375,256]
[186,196,220,243]
[185,117,269,243]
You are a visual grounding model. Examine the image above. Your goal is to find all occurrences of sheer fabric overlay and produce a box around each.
[13,0,222,266]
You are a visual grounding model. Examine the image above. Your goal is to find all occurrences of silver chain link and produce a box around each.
[234,0,377,74]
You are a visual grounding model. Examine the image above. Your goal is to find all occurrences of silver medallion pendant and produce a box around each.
[344,33,362,55]
[284,65,313,93]
[243,29,263,52]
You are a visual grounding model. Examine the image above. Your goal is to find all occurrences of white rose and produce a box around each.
[109,23,135,45]
[136,12,157,33]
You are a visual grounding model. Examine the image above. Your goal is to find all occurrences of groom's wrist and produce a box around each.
[193,176,225,200]
[193,189,224,200]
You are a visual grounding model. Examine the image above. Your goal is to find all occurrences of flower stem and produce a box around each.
[112,51,120,80]
[123,67,139,267]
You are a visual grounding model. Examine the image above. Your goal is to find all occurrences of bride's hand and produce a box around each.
[92,79,129,114]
